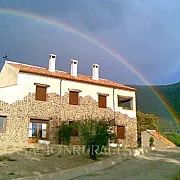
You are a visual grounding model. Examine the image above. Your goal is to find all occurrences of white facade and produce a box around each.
[0,66,136,118]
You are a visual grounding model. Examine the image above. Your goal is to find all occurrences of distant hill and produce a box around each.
[130,83,180,131]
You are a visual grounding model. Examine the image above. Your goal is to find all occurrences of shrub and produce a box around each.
[78,118,116,160]
[167,132,180,147]
[149,137,154,147]
[174,170,180,180]
[57,122,73,145]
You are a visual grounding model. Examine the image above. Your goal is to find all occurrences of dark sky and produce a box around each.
[0,0,180,85]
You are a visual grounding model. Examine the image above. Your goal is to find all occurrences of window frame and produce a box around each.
[29,119,49,139]
[0,115,7,133]
[117,95,133,110]
[34,83,50,101]
[98,93,109,108]
[69,91,80,105]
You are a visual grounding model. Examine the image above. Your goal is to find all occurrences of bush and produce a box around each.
[174,170,180,180]
[167,132,180,147]
[78,118,116,160]
[149,137,154,147]
[57,122,73,145]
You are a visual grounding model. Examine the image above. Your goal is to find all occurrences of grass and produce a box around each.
[0,156,16,161]
[174,171,180,180]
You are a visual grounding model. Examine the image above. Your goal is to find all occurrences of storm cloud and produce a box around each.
[0,0,180,85]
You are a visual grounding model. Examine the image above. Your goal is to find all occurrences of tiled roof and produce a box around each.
[148,131,176,147]
[6,61,136,91]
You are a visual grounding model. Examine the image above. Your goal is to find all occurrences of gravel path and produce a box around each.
[73,148,180,180]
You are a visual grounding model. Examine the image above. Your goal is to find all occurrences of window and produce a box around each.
[34,83,50,101]
[0,116,7,132]
[29,119,49,143]
[69,121,78,136]
[117,126,125,139]
[98,95,107,108]
[118,96,133,110]
[69,91,79,105]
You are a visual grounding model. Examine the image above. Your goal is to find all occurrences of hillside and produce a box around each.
[130,83,180,131]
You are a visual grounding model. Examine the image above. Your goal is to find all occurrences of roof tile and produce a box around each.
[148,131,176,147]
[6,61,136,91]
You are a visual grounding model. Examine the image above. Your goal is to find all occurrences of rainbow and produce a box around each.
[0,8,179,126]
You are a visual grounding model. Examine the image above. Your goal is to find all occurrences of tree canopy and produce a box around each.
[137,111,158,144]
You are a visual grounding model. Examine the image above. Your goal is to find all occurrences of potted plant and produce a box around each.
[149,137,155,150]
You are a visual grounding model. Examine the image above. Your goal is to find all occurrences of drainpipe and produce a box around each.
[113,88,116,135]
[113,88,116,120]
[59,79,62,126]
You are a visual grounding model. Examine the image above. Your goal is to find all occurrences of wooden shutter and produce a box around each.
[117,126,125,139]
[35,86,47,101]
[98,95,106,108]
[0,116,7,132]
[69,91,78,105]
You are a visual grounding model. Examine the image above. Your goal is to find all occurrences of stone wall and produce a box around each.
[0,93,137,147]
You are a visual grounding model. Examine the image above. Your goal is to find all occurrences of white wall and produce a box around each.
[0,72,136,118]
[114,88,136,118]
[0,73,61,104]
[0,63,19,88]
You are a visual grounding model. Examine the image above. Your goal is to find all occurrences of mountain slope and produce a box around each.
[130,83,180,130]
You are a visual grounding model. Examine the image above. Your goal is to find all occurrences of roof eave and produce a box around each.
[19,70,136,92]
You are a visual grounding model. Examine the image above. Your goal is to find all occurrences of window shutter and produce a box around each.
[0,116,7,132]
[42,123,47,138]
[98,95,106,108]
[29,123,32,137]
[36,86,47,101]
[69,92,79,105]
[117,126,125,139]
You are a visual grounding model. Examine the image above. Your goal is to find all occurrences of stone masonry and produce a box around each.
[0,93,137,147]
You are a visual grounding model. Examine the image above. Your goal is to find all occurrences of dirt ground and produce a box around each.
[0,142,120,180]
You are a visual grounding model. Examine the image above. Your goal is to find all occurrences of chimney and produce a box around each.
[48,54,56,72]
[92,64,99,80]
[70,59,78,76]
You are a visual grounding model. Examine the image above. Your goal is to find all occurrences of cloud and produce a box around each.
[1,0,180,85]
[0,0,125,31]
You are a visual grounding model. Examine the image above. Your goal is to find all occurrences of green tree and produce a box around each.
[158,119,177,134]
[137,111,158,145]
[57,122,73,145]
[78,118,116,160]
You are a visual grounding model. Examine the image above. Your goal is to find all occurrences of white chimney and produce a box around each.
[92,64,99,80]
[48,54,56,72]
[70,59,78,77]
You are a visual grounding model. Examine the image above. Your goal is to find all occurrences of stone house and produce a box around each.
[0,54,137,147]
